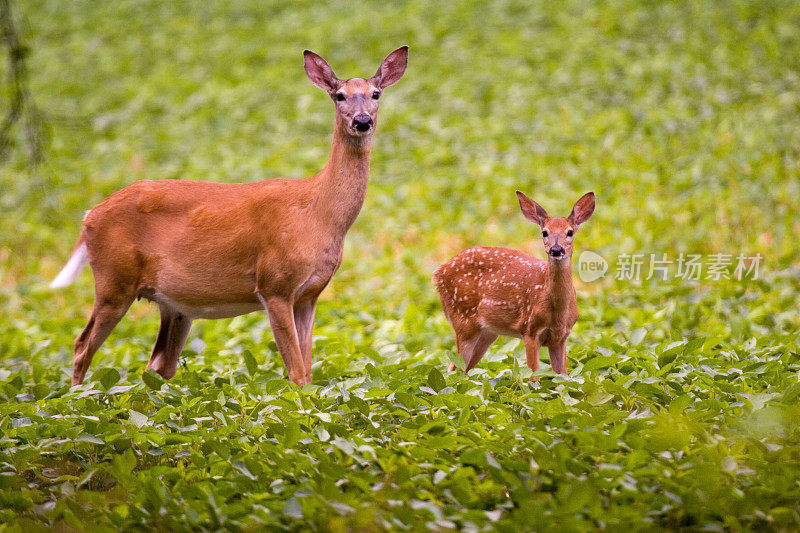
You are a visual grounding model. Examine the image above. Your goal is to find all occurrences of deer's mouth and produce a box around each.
[548,245,566,259]
[351,114,373,133]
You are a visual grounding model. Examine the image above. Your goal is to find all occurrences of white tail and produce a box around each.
[53,46,408,387]
[434,191,595,379]
[50,241,89,288]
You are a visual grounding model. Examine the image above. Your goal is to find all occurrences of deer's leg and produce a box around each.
[450,323,479,372]
[523,335,541,381]
[259,293,308,385]
[452,328,497,373]
[146,306,193,380]
[464,331,498,372]
[293,297,318,381]
[72,295,134,385]
[146,308,172,374]
[548,340,568,375]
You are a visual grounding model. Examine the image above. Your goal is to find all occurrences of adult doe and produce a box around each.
[51,46,409,386]
[434,191,595,377]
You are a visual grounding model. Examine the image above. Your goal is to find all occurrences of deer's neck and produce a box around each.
[545,260,575,310]
[312,119,372,234]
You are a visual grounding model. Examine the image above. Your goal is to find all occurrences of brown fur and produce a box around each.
[434,192,595,378]
[57,46,409,386]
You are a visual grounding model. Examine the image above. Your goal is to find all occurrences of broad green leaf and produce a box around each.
[583,356,617,372]
[283,421,302,448]
[446,351,466,371]
[427,367,447,392]
[668,394,693,414]
[283,497,303,519]
[243,350,258,376]
[780,381,800,404]
[630,328,647,345]
[128,410,148,428]
[142,370,164,391]
[587,391,614,406]
[75,433,104,445]
[94,367,121,390]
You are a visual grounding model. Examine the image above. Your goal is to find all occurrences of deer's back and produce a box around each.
[81,178,321,306]
[434,247,546,331]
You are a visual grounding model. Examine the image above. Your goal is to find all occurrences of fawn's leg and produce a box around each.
[548,339,568,375]
[464,330,498,371]
[450,330,498,373]
[523,335,541,381]
[449,323,479,372]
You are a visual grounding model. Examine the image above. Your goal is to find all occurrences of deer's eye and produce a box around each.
[542,230,549,238]
[372,91,381,100]
[567,229,573,237]
[336,93,346,102]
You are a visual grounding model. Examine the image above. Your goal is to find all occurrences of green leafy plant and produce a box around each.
[1,0,799,530]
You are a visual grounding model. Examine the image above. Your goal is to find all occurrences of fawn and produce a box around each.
[50,46,408,386]
[434,191,595,377]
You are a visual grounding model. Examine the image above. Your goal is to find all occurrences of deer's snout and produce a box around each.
[353,114,372,132]
[549,245,565,258]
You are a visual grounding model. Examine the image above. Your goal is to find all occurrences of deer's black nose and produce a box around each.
[550,245,565,258]
[353,114,372,131]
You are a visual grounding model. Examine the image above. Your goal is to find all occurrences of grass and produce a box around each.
[1,0,799,530]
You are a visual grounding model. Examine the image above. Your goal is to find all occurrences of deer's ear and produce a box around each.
[516,190,548,226]
[304,50,340,92]
[569,192,595,227]
[370,46,408,89]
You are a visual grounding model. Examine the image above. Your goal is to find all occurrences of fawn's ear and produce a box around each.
[516,190,549,226]
[569,192,595,227]
[304,50,340,92]
[370,46,408,89]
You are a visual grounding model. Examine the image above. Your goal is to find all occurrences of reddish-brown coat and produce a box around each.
[434,192,595,377]
[53,46,408,386]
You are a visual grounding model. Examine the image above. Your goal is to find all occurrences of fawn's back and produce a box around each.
[434,246,564,338]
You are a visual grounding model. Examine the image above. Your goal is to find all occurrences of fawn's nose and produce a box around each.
[550,245,565,258]
[353,114,372,131]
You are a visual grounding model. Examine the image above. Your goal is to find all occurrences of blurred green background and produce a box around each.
[3,1,799,326]
[3,1,798,333]
[1,0,799,530]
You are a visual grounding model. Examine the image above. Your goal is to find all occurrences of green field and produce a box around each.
[2,0,799,530]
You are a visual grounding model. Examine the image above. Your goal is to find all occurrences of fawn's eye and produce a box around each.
[567,229,574,237]
[336,93,346,102]
[542,230,549,238]
[372,91,381,100]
